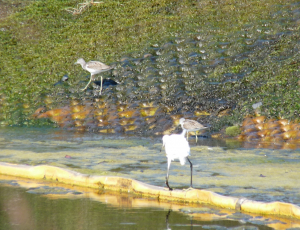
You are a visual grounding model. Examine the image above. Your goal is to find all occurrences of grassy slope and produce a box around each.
[0,0,299,127]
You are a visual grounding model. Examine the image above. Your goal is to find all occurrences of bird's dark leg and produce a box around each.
[165,177,173,191]
[165,164,173,191]
[187,157,193,188]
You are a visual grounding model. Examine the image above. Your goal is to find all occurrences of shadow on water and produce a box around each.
[0,176,290,230]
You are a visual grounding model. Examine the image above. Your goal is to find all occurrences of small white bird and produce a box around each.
[75,58,113,94]
[162,129,193,190]
[179,118,208,143]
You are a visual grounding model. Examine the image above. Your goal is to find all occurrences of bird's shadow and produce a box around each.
[94,78,118,87]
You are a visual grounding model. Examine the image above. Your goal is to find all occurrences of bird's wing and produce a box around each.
[87,61,111,70]
[184,119,206,129]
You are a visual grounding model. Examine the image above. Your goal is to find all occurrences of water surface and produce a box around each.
[1,127,300,206]
[0,176,290,230]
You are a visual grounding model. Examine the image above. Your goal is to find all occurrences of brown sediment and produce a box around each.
[32,100,300,149]
[32,99,210,138]
[231,116,300,149]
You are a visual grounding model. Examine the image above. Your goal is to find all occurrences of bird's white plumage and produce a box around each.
[162,134,190,165]
[162,130,193,190]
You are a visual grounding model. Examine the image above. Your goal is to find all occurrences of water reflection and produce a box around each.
[166,210,172,230]
[0,176,293,230]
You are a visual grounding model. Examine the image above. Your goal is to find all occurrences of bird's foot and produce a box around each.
[165,180,173,191]
[166,187,173,191]
[80,84,89,91]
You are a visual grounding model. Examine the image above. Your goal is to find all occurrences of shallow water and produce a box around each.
[1,127,300,206]
[0,176,293,230]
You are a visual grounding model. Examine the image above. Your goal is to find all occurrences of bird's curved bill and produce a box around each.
[160,144,164,152]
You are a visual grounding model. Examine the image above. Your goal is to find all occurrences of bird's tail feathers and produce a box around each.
[179,157,186,165]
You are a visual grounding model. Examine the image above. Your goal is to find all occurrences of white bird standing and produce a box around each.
[75,58,113,94]
[179,118,208,143]
[162,129,193,191]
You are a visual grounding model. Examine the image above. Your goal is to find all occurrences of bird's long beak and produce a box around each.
[160,143,165,152]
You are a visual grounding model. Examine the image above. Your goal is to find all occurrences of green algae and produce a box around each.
[225,126,241,137]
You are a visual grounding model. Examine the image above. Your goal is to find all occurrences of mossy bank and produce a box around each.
[0,0,299,133]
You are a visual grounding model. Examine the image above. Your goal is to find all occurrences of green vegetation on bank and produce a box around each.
[0,0,299,129]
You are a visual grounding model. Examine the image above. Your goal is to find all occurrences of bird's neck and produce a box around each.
[77,60,87,70]
[181,129,187,136]
[81,62,87,70]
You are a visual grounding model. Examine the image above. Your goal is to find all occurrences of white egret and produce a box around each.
[162,129,193,190]
[179,118,208,142]
[75,58,113,94]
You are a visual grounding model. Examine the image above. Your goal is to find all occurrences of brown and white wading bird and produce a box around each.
[179,118,208,143]
[162,129,193,191]
[75,58,113,94]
